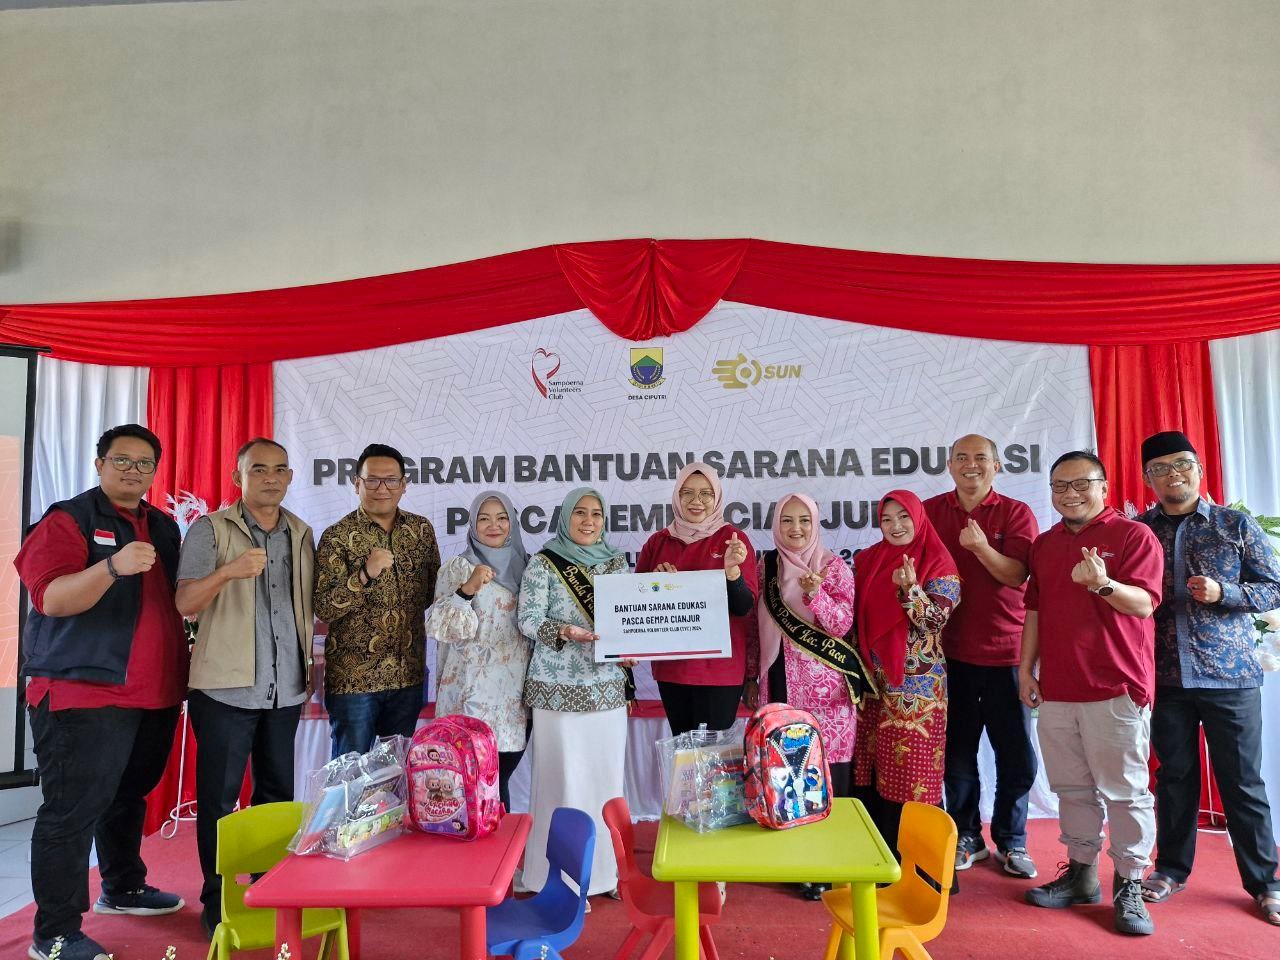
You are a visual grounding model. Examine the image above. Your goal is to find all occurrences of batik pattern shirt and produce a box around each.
[314,507,440,694]
[518,552,629,713]
[1139,500,1280,689]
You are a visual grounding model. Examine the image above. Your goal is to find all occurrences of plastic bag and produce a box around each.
[656,719,751,833]
[290,735,411,860]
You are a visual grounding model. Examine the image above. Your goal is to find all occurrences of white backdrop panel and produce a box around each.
[1211,330,1280,835]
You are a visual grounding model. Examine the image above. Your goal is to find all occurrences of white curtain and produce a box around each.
[1211,330,1280,834]
[32,356,148,521]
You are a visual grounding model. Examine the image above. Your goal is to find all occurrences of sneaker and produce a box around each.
[1113,875,1154,935]
[93,885,184,916]
[954,836,989,871]
[29,932,111,960]
[1025,860,1101,909]
[996,847,1039,879]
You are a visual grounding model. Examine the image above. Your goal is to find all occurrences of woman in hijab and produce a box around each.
[517,487,630,900]
[637,462,756,735]
[428,491,530,809]
[853,489,960,852]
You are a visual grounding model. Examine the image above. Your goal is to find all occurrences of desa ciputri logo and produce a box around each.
[711,353,803,390]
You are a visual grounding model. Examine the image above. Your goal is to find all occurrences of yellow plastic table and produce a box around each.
[651,798,900,960]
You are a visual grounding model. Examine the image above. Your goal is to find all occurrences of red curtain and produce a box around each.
[4,239,1280,364]
[142,363,273,834]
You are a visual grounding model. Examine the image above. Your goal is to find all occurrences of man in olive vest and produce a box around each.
[175,438,315,938]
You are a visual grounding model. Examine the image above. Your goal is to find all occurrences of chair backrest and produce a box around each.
[545,806,595,896]
[892,802,958,935]
[217,801,306,920]
[602,797,637,883]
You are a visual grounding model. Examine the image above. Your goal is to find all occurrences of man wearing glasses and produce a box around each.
[15,424,186,960]
[315,442,440,757]
[1134,431,1280,926]
[1018,450,1163,936]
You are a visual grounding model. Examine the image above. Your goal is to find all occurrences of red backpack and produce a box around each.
[742,703,832,829]
[406,714,503,840]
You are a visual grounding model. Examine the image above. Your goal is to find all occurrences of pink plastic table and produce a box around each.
[244,813,531,960]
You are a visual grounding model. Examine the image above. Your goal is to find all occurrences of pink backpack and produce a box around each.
[742,703,832,829]
[407,714,503,840]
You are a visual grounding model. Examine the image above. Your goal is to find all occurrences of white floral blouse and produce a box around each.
[427,555,532,752]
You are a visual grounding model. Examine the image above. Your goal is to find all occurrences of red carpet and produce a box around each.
[2,819,1275,960]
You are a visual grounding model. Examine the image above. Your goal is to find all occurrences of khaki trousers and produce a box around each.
[1037,695,1155,880]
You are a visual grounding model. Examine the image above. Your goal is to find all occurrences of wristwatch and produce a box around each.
[1090,579,1114,597]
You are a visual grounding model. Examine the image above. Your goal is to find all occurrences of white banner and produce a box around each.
[275,302,1096,562]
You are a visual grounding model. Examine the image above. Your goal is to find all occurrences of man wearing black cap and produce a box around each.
[1136,430,1280,926]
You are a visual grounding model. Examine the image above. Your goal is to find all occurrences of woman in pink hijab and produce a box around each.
[636,461,757,736]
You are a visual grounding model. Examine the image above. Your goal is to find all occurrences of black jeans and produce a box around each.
[656,680,744,737]
[29,700,180,941]
[326,684,424,758]
[188,690,303,923]
[1151,685,1280,896]
[943,659,1038,851]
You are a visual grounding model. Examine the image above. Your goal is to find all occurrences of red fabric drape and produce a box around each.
[142,363,273,835]
[555,239,749,339]
[4,239,1280,364]
[1088,342,1224,512]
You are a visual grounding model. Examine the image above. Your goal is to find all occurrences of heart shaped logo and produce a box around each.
[531,348,561,398]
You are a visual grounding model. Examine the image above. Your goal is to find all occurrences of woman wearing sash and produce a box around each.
[636,462,756,735]
[428,491,530,810]
[853,489,960,854]
[516,487,629,898]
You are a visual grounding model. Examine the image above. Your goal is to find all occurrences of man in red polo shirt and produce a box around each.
[1019,450,1163,936]
[924,434,1040,880]
[15,424,188,960]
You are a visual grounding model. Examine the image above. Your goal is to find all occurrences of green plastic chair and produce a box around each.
[208,801,349,960]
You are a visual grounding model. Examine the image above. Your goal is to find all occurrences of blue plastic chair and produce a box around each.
[487,807,596,960]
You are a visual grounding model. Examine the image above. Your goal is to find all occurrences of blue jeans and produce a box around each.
[326,684,424,758]
[943,659,1038,851]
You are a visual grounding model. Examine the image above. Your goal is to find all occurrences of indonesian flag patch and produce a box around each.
[93,529,117,546]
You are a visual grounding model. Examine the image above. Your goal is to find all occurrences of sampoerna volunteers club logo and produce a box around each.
[628,347,666,389]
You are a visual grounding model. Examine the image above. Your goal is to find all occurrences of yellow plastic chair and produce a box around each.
[820,802,958,960]
[208,801,349,960]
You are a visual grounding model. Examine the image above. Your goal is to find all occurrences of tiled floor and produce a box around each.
[0,819,34,919]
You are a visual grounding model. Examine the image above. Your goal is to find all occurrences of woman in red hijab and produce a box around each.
[853,489,960,850]
[636,461,757,735]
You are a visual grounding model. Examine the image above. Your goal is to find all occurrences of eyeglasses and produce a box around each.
[359,477,404,490]
[1145,458,1199,479]
[1050,478,1105,494]
[104,455,157,474]
[678,490,715,502]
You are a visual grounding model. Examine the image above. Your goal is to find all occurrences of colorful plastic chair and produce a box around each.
[603,796,722,960]
[820,802,957,960]
[487,807,595,960]
[208,801,349,960]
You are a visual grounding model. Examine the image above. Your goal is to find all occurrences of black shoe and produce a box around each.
[1025,860,1102,909]
[1113,875,1155,935]
[93,885,184,916]
[29,933,111,960]
[799,882,830,901]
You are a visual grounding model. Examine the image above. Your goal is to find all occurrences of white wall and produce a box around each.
[2,0,1280,304]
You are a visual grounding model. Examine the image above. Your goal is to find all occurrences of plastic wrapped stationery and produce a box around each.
[290,735,410,860]
[656,719,751,833]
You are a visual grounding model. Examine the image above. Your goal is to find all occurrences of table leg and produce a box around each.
[847,881,879,960]
[347,908,363,960]
[673,881,700,960]
[275,907,303,960]
[459,905,487,960]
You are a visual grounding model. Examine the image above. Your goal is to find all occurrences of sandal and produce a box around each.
[1140,872,1186,903]
[1258,892,1280,926]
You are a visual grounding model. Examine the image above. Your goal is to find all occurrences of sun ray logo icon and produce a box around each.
[711,353,763,389]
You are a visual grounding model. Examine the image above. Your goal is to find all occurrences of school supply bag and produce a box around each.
[657,719,752,833]
[290,735,410,860]
[407,714,503,840]
[742,703,832,829]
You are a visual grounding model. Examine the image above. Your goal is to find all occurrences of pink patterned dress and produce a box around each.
[762,556,858,762]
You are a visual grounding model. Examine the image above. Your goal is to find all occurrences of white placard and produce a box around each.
[593,570,731,662]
